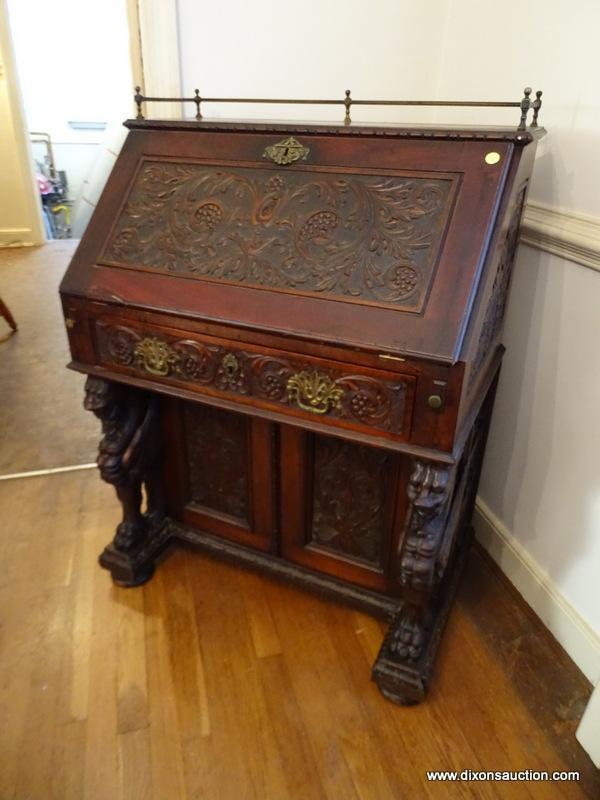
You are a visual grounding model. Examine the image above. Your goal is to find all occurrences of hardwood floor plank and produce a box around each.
[82,516,123,800]
[118,727,153,800]
[187,554,293,800]
[324,603,486,800]
[261,579,372,800]
[116,584,150,735]
[254,654,327,800]
[143,564,188,800]
[240,570,282,659]
[51,719,87,800]
[12,581,71,800]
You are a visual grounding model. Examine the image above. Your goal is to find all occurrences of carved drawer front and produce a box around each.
[92,318,416,441]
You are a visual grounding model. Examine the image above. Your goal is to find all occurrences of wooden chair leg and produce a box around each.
[0,297,17,332]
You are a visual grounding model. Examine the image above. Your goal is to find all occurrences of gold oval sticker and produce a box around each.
[485,151,501,165]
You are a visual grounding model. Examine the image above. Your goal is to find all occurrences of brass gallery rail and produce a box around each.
[133,85,543,130]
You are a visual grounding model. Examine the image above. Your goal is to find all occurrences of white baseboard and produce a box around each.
[473,497,600,686]
[0,228,38,248]
[576,682,600,768]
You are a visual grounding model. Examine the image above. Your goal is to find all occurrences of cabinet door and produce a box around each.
[162,398,276,552]
[280,426,406,593]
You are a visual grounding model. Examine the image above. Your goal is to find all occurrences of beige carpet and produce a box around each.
[0,241,99,474]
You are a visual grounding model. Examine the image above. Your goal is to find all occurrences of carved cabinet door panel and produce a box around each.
[162,398,277,552]
[280,425,406,593]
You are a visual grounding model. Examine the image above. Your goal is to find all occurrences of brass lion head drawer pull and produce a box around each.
[134,336,180,376]
[263,136,310,165]
[287,370,344,415]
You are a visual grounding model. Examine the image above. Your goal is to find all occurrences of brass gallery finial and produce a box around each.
[344,89,352,125]
[193,89,202,120]
[518,87,532,131]
[531,90,543,127]
[134,85,144,120]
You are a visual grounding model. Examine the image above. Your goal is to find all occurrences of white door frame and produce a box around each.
[0,0,45,246]
[0,0,182,250]
[126,0,182,118]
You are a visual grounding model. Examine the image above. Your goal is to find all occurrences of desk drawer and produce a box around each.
[91,317,415,441]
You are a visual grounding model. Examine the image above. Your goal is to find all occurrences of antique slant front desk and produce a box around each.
[60,87,544,704]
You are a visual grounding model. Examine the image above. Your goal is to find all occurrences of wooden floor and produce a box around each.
[0,243,598,799]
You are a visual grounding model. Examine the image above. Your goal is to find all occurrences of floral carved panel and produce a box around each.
[183,403,250,524]
[308,434,393,567]
[101,161,456,311]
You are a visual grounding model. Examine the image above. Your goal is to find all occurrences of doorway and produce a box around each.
[6,0,135,240]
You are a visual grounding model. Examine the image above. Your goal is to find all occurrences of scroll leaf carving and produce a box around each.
[102,162,454,311]
[469,183,528,389]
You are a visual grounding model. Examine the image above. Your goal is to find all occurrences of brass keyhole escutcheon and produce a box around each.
[428,394,443,411]
[263,136,310,165]
[222,353,240,380]
[485,151,501,165]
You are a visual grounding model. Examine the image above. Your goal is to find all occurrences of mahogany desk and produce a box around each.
[60,101,544,703]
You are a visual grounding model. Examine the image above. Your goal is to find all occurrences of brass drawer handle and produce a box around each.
[134,336,180,376]
[287,370,344,415]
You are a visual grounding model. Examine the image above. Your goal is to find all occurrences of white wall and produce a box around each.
[177,0,448,125]
[436,0,600,217]
[6,0,132,203]
[0,0,44,246]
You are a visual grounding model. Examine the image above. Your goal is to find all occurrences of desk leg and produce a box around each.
[372,382,495,704]
[372,458,454,704]
[84,376,170,586]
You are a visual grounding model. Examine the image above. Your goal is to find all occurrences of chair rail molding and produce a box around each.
[520,202,600,273]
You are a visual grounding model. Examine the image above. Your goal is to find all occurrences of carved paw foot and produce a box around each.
[388,613,426,662]
[99,519,172,588]
[371,607,431,705]
[114,520,147,552]
[144,509,166,535]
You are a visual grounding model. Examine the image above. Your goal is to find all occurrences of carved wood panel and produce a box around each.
[101,161,456,311]
[468,182,528,389]
[308,434,393,568]
[182,402,250,523]
[93,320,412,437]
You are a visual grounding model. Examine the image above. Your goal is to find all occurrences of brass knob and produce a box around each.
[428,394,443,410]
